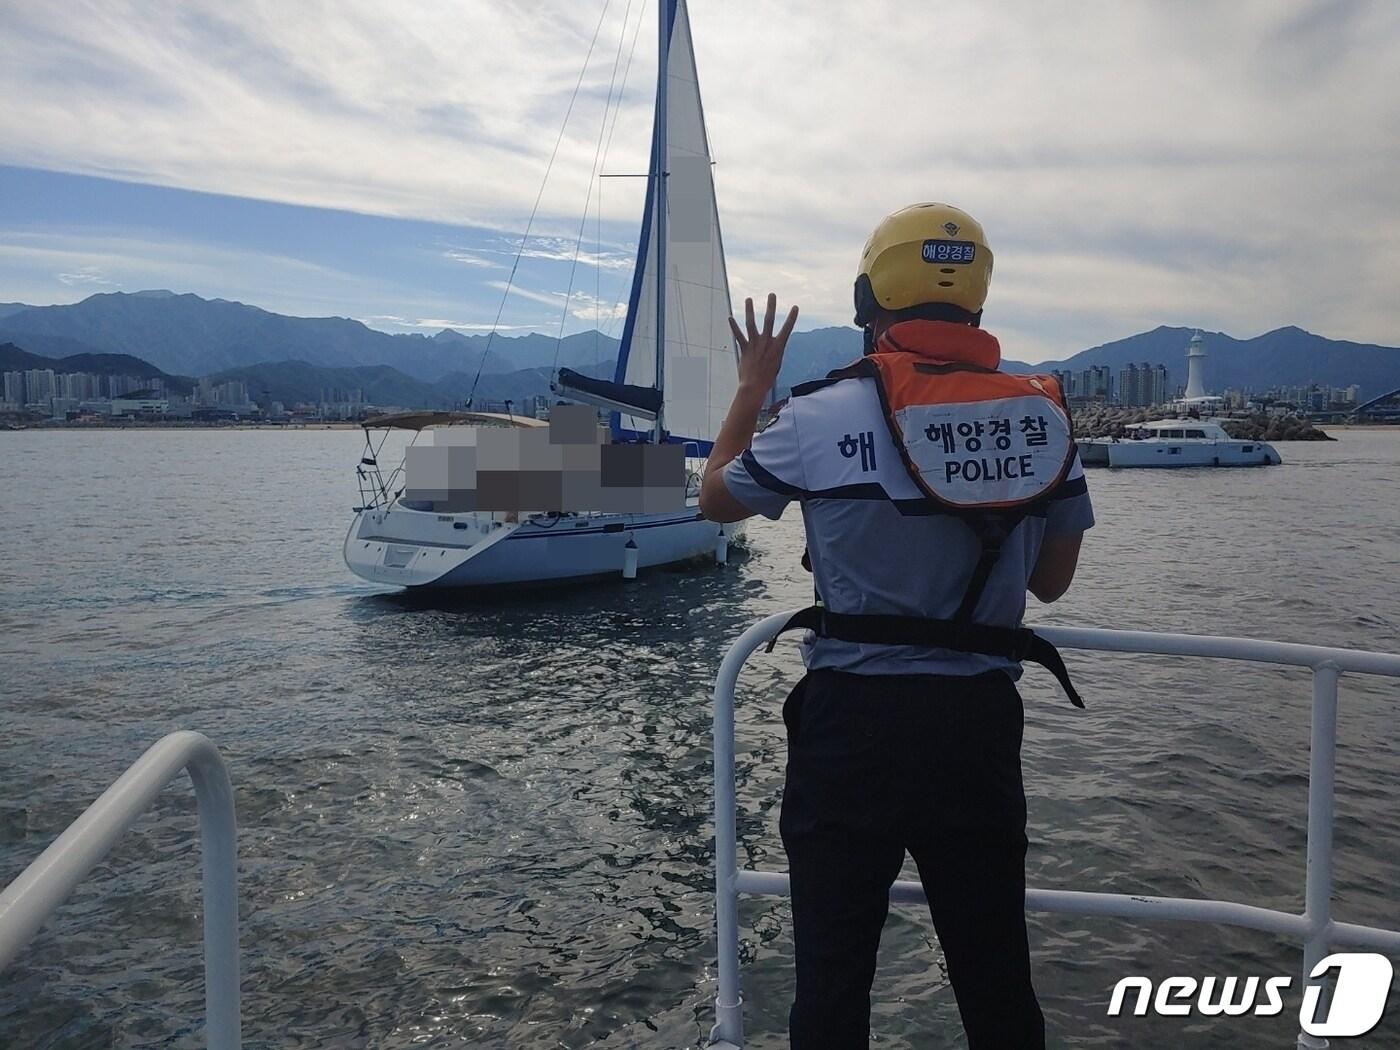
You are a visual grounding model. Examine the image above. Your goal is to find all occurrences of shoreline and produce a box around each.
[2,421,364,431]
[5,421,1396,435]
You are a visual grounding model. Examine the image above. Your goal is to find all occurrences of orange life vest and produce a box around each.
[848,319,1076,512]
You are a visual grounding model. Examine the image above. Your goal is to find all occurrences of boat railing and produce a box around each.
[0,731,240,1050]
[709,612,1400,1050]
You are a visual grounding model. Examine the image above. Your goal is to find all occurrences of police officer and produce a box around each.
[699,203,1094,1049]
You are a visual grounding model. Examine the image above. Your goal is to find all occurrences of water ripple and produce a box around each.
[1,429,1398,1047]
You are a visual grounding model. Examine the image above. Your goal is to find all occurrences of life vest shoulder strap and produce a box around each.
[954,511,1023,623]
[789,375,849,399]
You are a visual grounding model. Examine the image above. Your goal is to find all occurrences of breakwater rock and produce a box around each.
[1219,414,1336,442]
[1071,407,1335,441]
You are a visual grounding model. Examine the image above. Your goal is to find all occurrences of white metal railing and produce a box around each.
[709,611,1400,1050]
[0,731,240,1049]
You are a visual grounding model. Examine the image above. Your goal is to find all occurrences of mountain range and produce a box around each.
[2,290,1398,409]
[0,290,618,380]
[1029,325,1400,397]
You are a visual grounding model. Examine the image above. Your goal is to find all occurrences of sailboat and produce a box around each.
[343,0,742,589]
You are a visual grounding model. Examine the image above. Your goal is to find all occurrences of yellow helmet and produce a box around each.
[854,202,994,327]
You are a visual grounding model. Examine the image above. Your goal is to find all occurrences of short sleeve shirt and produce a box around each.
[723,375,1095,676]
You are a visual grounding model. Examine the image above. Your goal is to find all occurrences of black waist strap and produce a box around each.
[766,606,1085,708]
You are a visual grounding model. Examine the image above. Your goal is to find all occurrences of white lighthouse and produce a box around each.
[1184,330,1207,400]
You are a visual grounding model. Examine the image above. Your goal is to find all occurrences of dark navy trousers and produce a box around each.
[779,668,1045,1050]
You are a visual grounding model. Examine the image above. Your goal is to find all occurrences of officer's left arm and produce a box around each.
[1029,454,1095,602]
[1029,532,1083,603]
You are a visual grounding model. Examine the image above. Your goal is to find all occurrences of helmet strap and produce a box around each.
[853,274,983,331]
[854,275,983,354]
[891,302,982,328]
[852,273,878,328]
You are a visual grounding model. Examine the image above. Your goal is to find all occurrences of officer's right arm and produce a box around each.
[710,401,806,522]
[700,293,801,523]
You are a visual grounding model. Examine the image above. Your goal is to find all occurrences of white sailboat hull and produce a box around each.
[344,503,742,588]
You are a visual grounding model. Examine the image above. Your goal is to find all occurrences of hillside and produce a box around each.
[0,341,195,394]
[205,356,616,409]
[0,342,53,372]
[0,290,619,380]
[206,360,443,408]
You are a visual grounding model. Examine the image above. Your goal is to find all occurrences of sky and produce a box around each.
[2,0,1399,363]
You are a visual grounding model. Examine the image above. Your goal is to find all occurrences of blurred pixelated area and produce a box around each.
[404,405,687,513]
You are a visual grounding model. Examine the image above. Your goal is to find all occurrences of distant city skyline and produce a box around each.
[3,357,1371,425]
[3,322,1378,425]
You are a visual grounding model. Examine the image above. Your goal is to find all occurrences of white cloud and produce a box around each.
[56,265,114,287]
[484,282,565,309]
[482,280,628,327]
[2,1,1399,358]
[565,291,629,326]
[440,248,503,270]
[359,313,534,332]
[461,235,635,273]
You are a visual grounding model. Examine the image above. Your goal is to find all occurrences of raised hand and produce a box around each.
[729,292,798,394]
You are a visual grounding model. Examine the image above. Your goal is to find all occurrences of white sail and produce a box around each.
[614,0,736,449]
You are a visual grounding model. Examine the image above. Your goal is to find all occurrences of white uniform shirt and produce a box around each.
[723,375,1095,677]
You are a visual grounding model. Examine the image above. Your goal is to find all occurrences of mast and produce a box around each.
[652,0,669,443]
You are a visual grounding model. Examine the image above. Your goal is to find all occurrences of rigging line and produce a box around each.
[596,119,602,368]
[467,0,615,407]
[595,7,642,369]
[602,0,648,178]
[592,0,650,350]
[553,0,635,376]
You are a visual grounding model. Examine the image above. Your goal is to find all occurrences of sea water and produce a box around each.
[1,428,1397,1048]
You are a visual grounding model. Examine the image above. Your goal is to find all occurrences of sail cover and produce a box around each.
[554,367,661,418]
[613,0,736,450]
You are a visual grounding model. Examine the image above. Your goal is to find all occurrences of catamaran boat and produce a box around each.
[343,0,742,588]
[1077,418,1282,468]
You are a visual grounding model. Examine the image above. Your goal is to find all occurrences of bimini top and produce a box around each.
[360,410,546,431]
